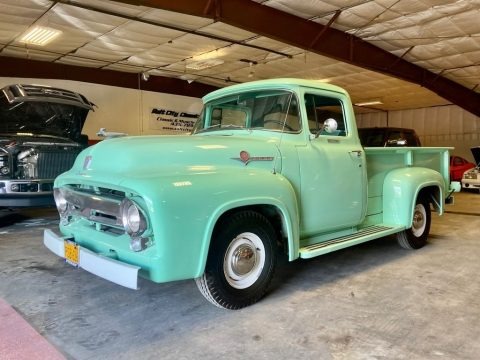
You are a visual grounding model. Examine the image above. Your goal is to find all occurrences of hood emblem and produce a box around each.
[232,150,274,166]
[83,155,92,170]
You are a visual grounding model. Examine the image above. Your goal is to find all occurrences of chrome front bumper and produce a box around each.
[43,229,140,290]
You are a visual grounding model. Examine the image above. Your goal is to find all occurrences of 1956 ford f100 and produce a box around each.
[44,79,458,309]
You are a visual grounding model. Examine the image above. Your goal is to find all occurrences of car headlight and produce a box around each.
[0,149,9,177]
[54,188,68,215]
[464,170,478,180]
[120,198,147,237]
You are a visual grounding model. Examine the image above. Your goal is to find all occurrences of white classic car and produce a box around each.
[461,147,480,192]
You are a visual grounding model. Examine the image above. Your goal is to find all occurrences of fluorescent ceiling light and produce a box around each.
[186,59,224,70]
[355,100,383,106]
[20,26,62,46]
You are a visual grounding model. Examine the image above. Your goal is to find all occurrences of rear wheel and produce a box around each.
[195,210,277,310]
[397,196,431,249]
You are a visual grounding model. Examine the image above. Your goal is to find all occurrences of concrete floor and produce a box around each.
[1,191,479,360]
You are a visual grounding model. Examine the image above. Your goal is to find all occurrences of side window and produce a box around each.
[261,94,301,133]
[304,94,346,136]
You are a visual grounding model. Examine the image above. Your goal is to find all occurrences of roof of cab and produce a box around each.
[202,78,349,103]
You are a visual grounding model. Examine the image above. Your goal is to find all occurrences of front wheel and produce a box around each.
[397,196,431,249]
[195,211,277,310]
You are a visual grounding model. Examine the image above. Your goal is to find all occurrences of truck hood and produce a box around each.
[72,134,281,181]
[471,146,480,166]
[0,94,92,142]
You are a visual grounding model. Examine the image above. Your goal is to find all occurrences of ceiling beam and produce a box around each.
[0,57,218,97]
[115,0,480,116]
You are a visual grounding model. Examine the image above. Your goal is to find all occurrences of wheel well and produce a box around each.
[214,205,288,253]
[418,185,441,213]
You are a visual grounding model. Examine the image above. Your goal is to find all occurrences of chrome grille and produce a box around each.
[61,185,124,228]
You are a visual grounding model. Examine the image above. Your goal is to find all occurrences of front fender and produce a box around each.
[196,169,300,276]
[383,167,445,227]
[118,167,299,281]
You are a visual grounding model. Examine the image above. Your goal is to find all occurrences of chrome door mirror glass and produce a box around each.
[315,118,338,138]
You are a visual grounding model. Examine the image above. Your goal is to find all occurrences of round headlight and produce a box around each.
[126,203,141,233]
[0,166,9,175]
[121,198,147,236]
[54,188,68,214]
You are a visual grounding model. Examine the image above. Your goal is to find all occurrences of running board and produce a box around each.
[299,225,405,259]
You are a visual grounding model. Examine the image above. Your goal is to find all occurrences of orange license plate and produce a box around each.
[64,240,79,266]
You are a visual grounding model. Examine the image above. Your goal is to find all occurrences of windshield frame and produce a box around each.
[192,89,302,135]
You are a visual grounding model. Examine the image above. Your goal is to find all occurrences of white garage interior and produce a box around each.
[1,1,480,359]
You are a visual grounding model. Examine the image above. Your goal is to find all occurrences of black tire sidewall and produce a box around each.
[406,198,431,249]
[205,211,277,308]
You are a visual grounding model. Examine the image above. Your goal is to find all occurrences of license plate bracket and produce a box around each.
[64,240,79,267]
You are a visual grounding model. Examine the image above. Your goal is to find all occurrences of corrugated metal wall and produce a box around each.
[356,105,480,162]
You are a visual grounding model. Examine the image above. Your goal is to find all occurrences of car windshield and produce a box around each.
[192,90,301,134]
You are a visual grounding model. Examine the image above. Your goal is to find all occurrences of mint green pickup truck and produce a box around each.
[44,79,458,309]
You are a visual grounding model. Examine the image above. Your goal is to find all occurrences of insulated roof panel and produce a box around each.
[0,0,478,114]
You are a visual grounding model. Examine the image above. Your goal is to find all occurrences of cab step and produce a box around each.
[299,225,404,259]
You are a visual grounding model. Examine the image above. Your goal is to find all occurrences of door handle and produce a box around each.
[349,150,362,157]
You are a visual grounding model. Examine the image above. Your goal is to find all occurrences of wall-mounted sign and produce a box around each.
[150,108,199,133]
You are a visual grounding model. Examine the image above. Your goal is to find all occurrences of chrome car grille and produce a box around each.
[61,185,125,229]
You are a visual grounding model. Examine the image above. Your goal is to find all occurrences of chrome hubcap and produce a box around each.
[231,244,256,276]
[224,232,265,289]
[411,204,426,237]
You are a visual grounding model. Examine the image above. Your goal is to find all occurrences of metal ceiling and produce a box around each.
[1,0,479,115]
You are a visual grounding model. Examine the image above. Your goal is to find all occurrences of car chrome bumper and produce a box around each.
[43,229,140,290]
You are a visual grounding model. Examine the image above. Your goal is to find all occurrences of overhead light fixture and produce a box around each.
[186,59,224,71]
[19,26,62,46]
[354,99,383,107]
[141,72,150,81]
[248,61,255,78]
[180,74,195,84]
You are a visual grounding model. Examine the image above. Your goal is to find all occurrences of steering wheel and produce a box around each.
[263,119,295,131]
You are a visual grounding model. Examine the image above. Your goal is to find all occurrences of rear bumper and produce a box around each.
[43,229,140,290]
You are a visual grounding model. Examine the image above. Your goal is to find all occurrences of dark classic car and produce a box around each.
[358,127,421,147]
[0,84,94,207]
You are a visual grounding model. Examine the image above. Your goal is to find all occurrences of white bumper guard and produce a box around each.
[43,229,140,290]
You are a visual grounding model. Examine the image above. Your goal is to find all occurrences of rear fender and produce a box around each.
[383,167,445,227]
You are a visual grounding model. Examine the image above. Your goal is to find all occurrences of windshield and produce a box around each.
[192,90,301,134]
[0,98,89,140]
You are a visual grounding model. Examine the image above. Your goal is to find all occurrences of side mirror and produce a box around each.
[315,118,338,138]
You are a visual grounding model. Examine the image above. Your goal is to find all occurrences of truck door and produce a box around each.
[297,91,367,237]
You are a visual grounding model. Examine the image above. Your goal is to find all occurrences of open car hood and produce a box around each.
[471,146,480,166]
[0,84,94,142]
